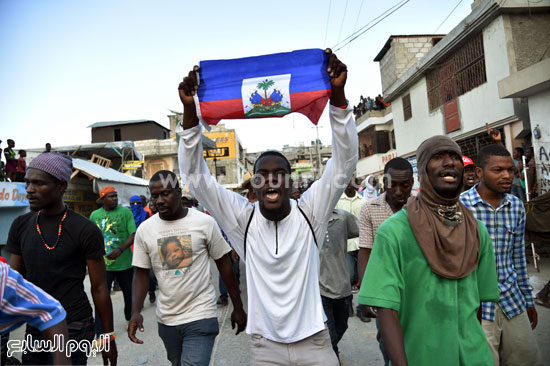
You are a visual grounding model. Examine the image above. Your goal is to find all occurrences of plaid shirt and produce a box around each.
[460,186,534,321]
[359,193,395,249]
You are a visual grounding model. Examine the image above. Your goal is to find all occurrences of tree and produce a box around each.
[257,79,275,100]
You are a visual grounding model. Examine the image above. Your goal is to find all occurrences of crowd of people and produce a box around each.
[0,140,52,182]
[0,51,547,366]
[353,94,390,119]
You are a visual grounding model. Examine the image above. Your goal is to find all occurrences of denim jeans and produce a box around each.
[219,254,240,299]
[321,295,351,355]
[158,317,219,366]
[96,267,133,335]
[22,317,95,365]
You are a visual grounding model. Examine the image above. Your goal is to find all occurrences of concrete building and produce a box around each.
[281,142,332,182]
[498,58,550,195]
[89,119,170,143]
[375,35,445,93]
[375,0,550,166]
[203,124,248,189]
[133,111,216,180]
[355,107,396,181]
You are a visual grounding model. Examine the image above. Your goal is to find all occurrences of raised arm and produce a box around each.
[177,70,251,257]
[300,50,358,235]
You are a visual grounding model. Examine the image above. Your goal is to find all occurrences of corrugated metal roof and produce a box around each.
[88,119,170,131]
[72,158,149,186]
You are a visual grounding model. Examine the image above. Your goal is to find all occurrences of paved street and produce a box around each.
[8,257,550,365]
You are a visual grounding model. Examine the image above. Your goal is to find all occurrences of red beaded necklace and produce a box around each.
[35,206,68,251]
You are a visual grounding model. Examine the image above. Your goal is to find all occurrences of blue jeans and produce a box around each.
[219,254,240,299]
[158,317,219,366]
[321,295,351,355]
[22,317,95,365]
[96,267,133,335]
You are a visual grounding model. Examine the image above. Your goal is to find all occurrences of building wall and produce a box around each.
[392,16,517,156]
[392,77,445,156]
[510,13,550,72]
[453,16,516,138]
[380,43,397,93]
[356,149,397,178]
[134,139,178,179]
[91,123,168,143]
[380,37,437,93]
[144,156,176,179]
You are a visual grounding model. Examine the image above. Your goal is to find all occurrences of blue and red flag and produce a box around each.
[195,49,331,126]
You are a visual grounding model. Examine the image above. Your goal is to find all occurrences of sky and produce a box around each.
[0,0,474,153]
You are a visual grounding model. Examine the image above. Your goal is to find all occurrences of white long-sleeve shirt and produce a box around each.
[178,105,358,343]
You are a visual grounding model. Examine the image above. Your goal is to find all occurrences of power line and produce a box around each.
[333,0,410,51]
[352,0,365,34]
[337,0,350,45]
[433,0,465,33]
[323,0,333,47]
[346,0,365,56]
[333,0,407,50]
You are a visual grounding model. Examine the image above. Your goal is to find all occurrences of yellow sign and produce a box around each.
[64,190,98,217]
[123,160,144,170]
[203,132,236,160]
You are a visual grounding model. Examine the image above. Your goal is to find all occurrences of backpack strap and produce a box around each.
[296,205,318,248]
[243,205,255,261]
[243,204,318,260]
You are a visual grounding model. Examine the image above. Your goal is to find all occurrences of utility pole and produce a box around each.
[312,126,323,179]
[206,148,223,181]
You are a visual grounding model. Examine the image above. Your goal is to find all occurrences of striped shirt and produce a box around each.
[460,187,534,321]
[0,262,66,334]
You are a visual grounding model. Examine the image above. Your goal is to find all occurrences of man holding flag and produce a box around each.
[177,49,357,365]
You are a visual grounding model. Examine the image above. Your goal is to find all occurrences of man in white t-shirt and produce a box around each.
[128,170,246,366]
[177,50,357,365]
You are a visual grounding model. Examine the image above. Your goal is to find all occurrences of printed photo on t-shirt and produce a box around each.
[158,235,193,270]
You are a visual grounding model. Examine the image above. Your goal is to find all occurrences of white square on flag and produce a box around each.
[241,74,292,118]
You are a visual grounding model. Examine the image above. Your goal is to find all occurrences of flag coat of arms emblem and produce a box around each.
[195,49,331,125]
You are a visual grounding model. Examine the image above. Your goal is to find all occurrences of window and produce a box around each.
[216,166,226,177]
[456,128,505,162]
[402,94,412,121]
[114,128,121,141]
[427,32,487,111]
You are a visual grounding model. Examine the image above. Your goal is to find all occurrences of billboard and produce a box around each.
[203,131,236,160]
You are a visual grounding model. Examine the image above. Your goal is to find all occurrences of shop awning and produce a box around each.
[72,158,149,206]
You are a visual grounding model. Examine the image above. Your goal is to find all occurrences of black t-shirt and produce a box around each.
[7,208,105,324]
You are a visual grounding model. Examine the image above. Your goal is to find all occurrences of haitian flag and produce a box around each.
[195,49,331,126]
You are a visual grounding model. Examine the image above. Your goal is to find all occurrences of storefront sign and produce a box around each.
[381,152,397,165]
[123,160,144,170]
[203,132,236,160]
[0,183,29,207]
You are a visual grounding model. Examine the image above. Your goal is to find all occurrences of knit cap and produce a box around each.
[28,153,73,183]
